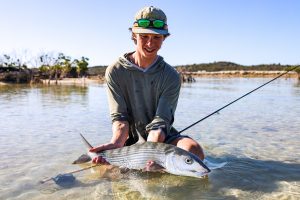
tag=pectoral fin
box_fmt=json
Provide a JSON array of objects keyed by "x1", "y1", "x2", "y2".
[
  {"x1": 142, "y1": 160, "x2": 166, "y2": 172},
  {"x1": 119, "y1": 166, "x2": 130, "y2": 174}
]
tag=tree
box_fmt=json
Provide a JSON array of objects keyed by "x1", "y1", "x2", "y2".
[
  {"x1": 51, "y1": 53, "x2": 71, "y2": 84},
  {"x1": 2, "y1": 54, "x2": 15, "y2": 68},
  {"x1": 58, "y1": 53, "x2": 72, "y2": 79},
  {"x1": 38, "y1": 53, "x2": 56, "y2": 84},
  {"x1": 74, "y1": 57, "x2": 89, "y2": 77}
]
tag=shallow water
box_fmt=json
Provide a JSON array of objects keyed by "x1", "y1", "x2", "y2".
[{"x1": 0, "y1": 78, "x2": 299, "y2": 200}]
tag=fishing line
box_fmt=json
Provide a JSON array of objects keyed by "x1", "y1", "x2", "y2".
[
  {"x1": 40, "y1": 164, "x2": 98, "y2": 184},
  {"x1": 179, "y1": 65, "x2": 300, "y2": 134}
]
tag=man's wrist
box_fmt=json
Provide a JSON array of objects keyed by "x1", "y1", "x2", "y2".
[{"x1": 147, "y1": 128, "x2": 165, "y2": 142}]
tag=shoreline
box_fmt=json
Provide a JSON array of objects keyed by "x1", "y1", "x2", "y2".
[
  {"x1": 0, "y1": 71, "x2": 299, "y2": 86},
  {"x1": 40, "y1": 77, "x2": 105, "y2": 85}
]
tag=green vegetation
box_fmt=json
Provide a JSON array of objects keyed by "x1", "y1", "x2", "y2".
[
  {"x1": 285, "y1": 65, "x2": 300, "y2": 78},
  {"x1": 87, "y1": 65, "x2": 107, "y2": 76},
  {"x1": 175, "y1": 62, "x2": 294, "y2": 72},
  {"x1": 0, "y1": 52, "x2": 90, "y2": 84},
  {"x1": 38, "y1": 53, "x2": 90, "y2": 84},
  {"x1": 74, "y1": 57, "x2": 89, "y2": 78}
]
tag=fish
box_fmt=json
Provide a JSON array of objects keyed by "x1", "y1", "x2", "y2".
[{"x1": 73, "y1": 133, "x2": 211, "y2": 178}]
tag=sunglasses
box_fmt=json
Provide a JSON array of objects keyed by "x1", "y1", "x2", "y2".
[{"x1": 134, "y1": 19, "x2": 166, "y2": 29}]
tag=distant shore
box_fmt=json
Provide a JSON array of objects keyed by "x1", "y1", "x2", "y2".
[{"x1": 180, "y1": 70, "x2": 298, "y2": 78}]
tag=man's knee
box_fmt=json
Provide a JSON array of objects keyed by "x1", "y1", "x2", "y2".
[{"x1": 171, "y1": 137, "x2": 205, "y2": 160}]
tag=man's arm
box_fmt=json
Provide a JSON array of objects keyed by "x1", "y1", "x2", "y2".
[
  {"x1": 111, "y1": 120, "x2": 129, "y2": 147},
  {"x1": 89, "y1": 121, "x2": 129, "y2": 164},
  {"x1": 146, "y1": 68, "x2": 181, "y2": 139}
]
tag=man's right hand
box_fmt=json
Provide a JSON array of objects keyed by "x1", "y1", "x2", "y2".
[{"x1": 89, "y1": 142, "x2": 121, "y2": 164}]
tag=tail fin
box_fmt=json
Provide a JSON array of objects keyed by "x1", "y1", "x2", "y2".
[{"x1": 80, "y1": 133, "x2": 94, "y2": 149}]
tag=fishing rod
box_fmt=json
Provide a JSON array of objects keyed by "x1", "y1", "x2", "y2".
[{"x1": 179, "y1": 65, "x2": 300, "y2": 134}]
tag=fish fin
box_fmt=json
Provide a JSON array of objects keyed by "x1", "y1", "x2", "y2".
[
  {"x1": 203, "y1": 159, "x2": 227, "y2": 170},
  {"x1": 72, "y1": 154, "x2": 92, "y2": 164},
  {"x1": 80, "y1": 133, "x2": 94, "y2": 149},
  {"x1": 119, "y1": 166, "x2": 130, "y2": 174},
  {"x1": 142, "y1": 160, "x2": 166, "y2": 172},
  {"x1": 136, "y1": 129, "x2": 146, "y2": 144}
]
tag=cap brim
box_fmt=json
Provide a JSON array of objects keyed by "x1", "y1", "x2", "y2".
[{"x1": 131, "y1": 27, "x2": 169, "y2": 35}]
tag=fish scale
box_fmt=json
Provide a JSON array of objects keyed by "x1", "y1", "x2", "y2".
[{"x1": 99, "y1": 142, "x2": 167, "y2": 169}]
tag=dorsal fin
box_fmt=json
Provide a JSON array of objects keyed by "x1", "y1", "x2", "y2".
[
  {"x1": 80, "y1": 133, "x2": 94, "y2": 149},
  {"x1": 136, "y1": 129, "x2": 146, "y2": 144}
]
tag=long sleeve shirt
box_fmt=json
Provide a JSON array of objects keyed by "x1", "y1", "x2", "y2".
[{"x1": 105, "y1": 52, "x2": 181, "y2": 144}]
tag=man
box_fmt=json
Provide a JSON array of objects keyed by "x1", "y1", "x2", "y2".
[{"x1": 90, "y1": 6, "x2": 205, "y2": 165}]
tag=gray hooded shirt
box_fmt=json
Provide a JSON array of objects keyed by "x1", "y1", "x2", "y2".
[{"x1": 105, "y1": 52, "x2": 181, "y2": 144}]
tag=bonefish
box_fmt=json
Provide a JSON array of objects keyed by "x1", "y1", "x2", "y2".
[{"x1": 73, "y1": 134, "x2": 210, "y2": 178}]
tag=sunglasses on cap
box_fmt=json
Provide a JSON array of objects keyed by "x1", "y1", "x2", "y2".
[{"x1": 134, "y1": 19, "x2": 167, "y2": 29}]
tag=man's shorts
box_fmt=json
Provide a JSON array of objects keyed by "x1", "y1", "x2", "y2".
[{"x1": 164, "y1": 127, "x2": 191, "y2": 144}]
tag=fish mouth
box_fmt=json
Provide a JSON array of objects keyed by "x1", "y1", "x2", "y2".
[
  {"x1": 189, "y1": 170, "x2": 210, "y2": 178},
  {"x1": 200, "y1": 163, "x2": 211, "y2": 173},
  {"x1": 195, "y1": 171, "x2": 209, "y2": 177},
  {"x1": 191, "y1": 165, "x2": 211, "y2": 174}
]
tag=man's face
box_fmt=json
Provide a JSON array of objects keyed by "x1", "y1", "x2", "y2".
[{"x1": 135, "y1": 33, "x2": 164, "y2": 58}]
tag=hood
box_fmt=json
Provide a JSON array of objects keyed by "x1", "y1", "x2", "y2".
[{"x1": 118, "y1": 52, "x2": 166, "y2": 74}]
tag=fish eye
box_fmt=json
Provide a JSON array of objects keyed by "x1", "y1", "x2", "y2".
[{"x1": 185, "y1": 157, "x2": 194, "y2": 164}]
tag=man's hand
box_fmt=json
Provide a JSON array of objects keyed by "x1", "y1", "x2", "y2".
[
  {"x1": 89, "y1": 142, "x2": 120, "y2": 164},
  {"x1": 147, "y1": 128, "x2": 165, "y2": 142}
]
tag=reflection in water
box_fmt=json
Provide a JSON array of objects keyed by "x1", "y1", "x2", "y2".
[
  {"x1": 0, "y1": 84, "x2": 33, "y2": 101},
  {"x1": 0, "y1": 84, "x2": 89, "y2": 104},
  {"x1": 39, "y1": 85, "x2": 89, "y2": 104},
  {"x1": 39, "y1": 85, "x2": 88, "y2": 96},
  {"x1": 84, "y1": 165, "x2": 210, "y2": 200},
  {"x1": 294, "y1": 79, "x2": 300, "y2": 87}
]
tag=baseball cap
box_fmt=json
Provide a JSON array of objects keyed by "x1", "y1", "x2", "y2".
[{"x1": 130, "y1": 6, "x2": 169, "y2": 36}]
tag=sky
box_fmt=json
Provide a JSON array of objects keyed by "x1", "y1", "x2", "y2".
[{"x1": 1, "y1": 0, "x2": 299, "y2": 67}]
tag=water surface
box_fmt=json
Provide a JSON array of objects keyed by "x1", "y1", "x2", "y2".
[{"x1": 0, "y1": 78, "x2": 299, "y2": 199}]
